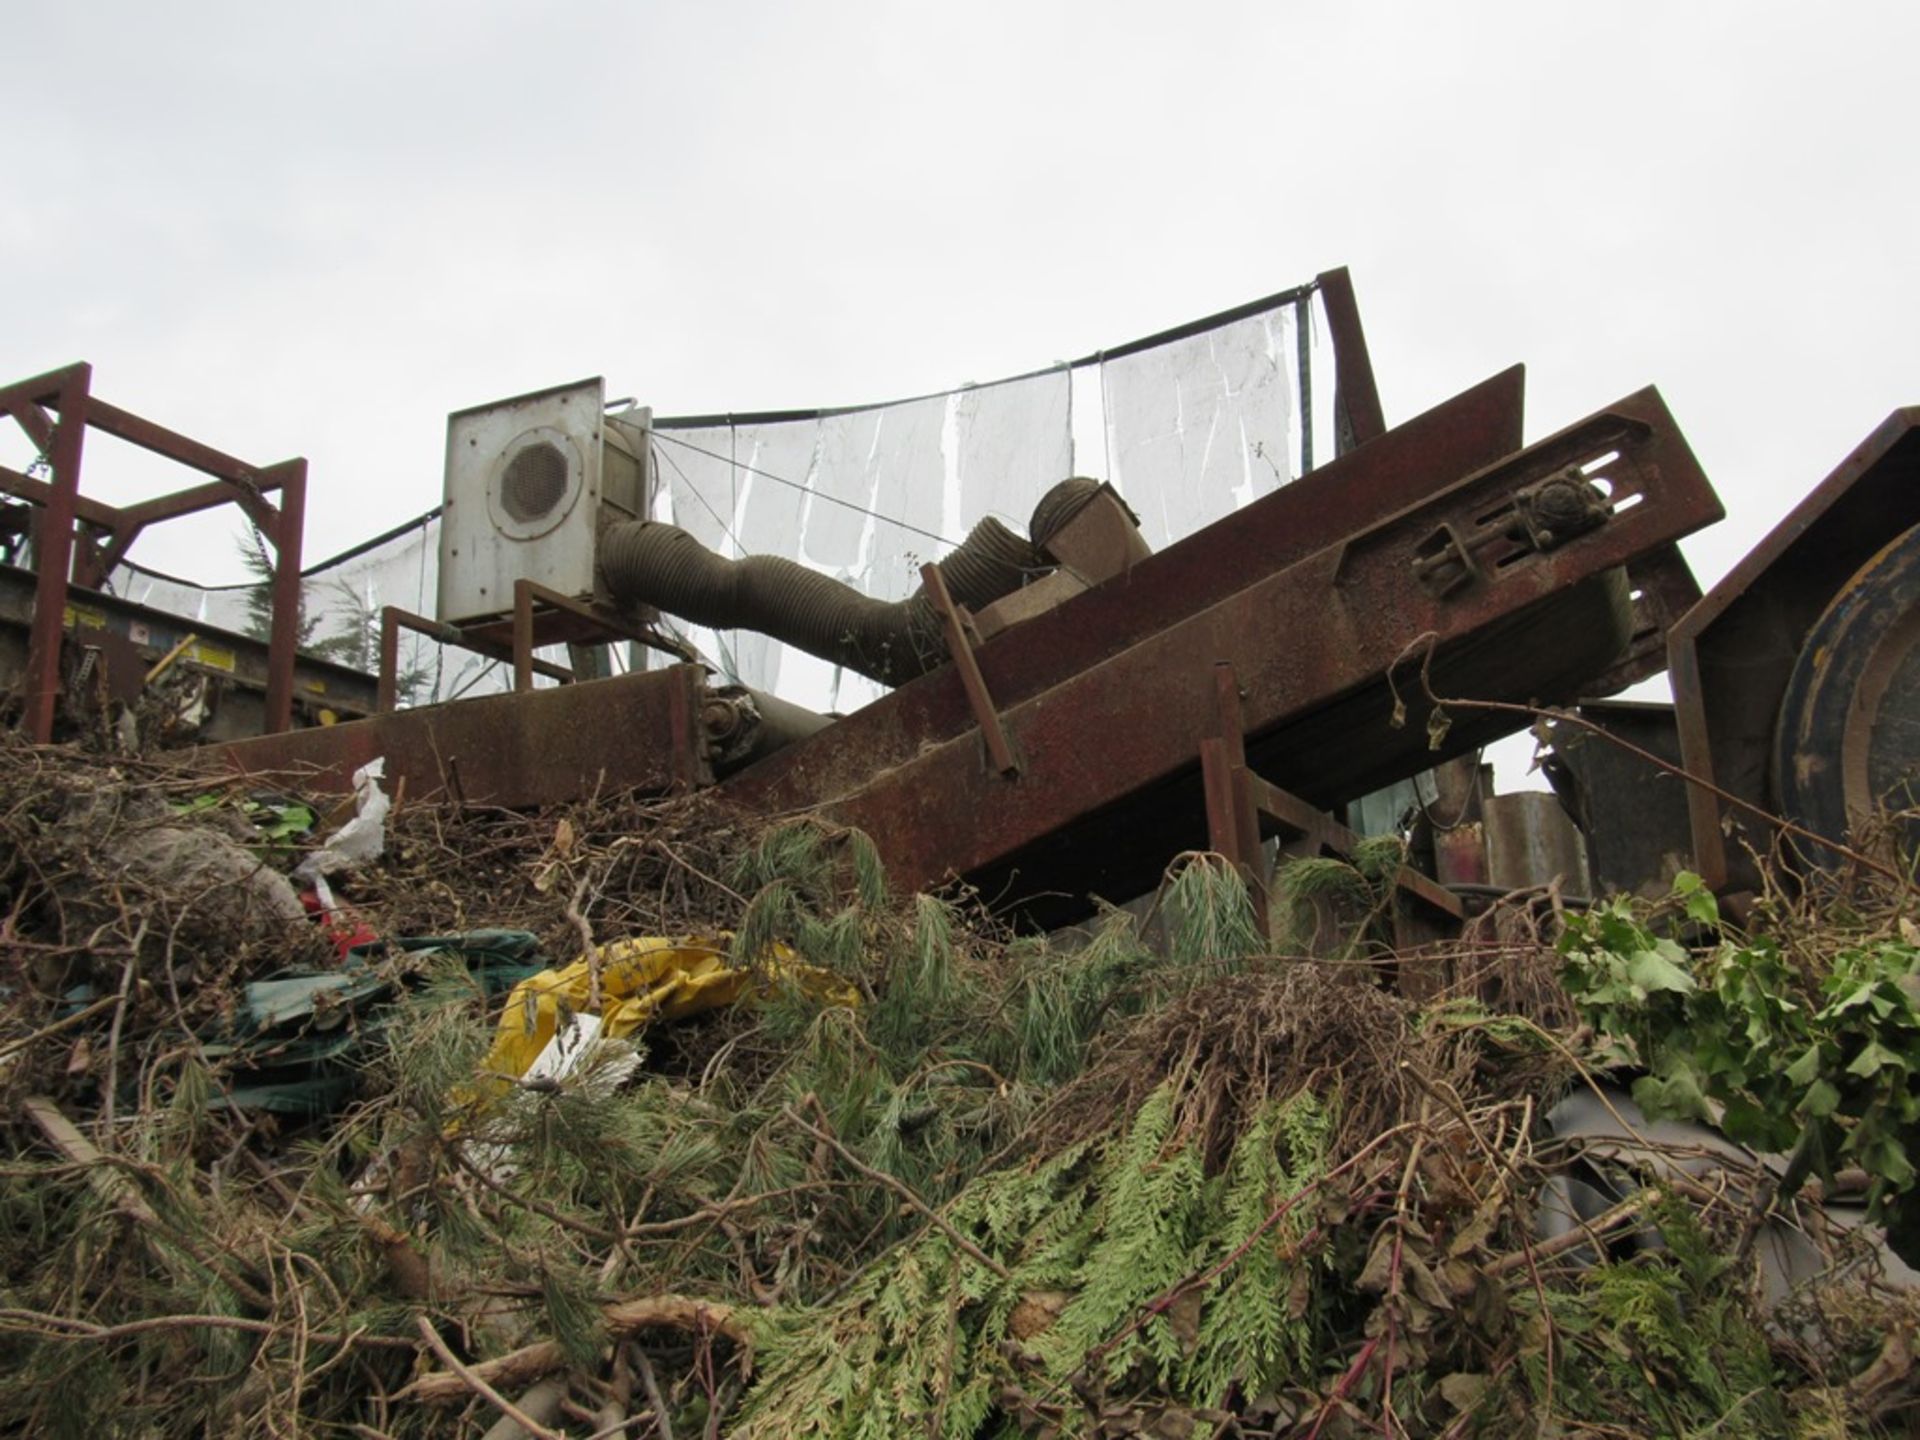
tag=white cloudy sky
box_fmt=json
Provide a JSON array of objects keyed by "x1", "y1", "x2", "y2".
[{"x1": 7, "y1": 0, "x2": 1917, "y2": 601}]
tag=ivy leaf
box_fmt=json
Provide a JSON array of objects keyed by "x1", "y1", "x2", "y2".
[
  {"x1": 1827, "y1": 982, "x2": 1884, "y2": 1017},
  {"x1": 1627, "y1": 947, "x2": 1696, "y2": 997},
  {"x1": 1784, "y1": 1045, "x2": 1824, "y2": 1087},
  {"x1": 1848, "y1": 1041, "x2": 1907, "y2": 1079},
  {"x1": 1720, "y1": 1094, "x2": 1795, "y2": 1150},
  {"x1": 1671, "y1": 871, "x2": 1719, "y2": 927},
  {"x1": 1801, "y1": 1079, "x2": 1842, "y2": 1119},
  {"x1": 1862, "y1": 1135, "x2": 1916, "y2": 1189},
  {"x1": 1633, "y1": 1069, "x2": 1711, "y2": 1122}
]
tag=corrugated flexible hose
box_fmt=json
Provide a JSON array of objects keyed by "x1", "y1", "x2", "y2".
[{"x1": 597, "y1": 513, "x2": 1039, "y2": 685}]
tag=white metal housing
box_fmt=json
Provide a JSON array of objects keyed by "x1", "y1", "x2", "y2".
[{"x1": 438, "y1": 377, "x2": 649, "y2": 625}]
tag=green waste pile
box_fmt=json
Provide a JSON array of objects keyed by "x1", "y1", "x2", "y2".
[{"x1": 0, "y1": 734, "x2": 1916, "y2": 1438}]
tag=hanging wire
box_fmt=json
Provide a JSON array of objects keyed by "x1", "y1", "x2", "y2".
[
  {"x1": 648, "y1": 437, "x2": 748, "y2": 555},
  {"x1": 649, "y1": 429, "x2": 962, "y2": 549}
]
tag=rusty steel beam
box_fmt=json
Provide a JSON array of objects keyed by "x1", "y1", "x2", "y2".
[
  {"x1": 0, "y1": 364, "x2": 90, "y2": 415},
  {"x1": 728, "y1": 386, "x2": 1720, "y2": 921},
  {"x1": 1315, "y1": 267, "x2": 1386, "y2": 448},
  {"x1": 921, "y1": 562, "x2": 1020, "y2": 777},
  {"x1": 79, "y1": 395, "x2": 264, "y2": 487},
  {"x1": 379, "y1": 603, "x2": 572, "y2": 713},
  {"x1": 1580, "y1": 542, "x2": 1703, "y2": 699},
  {"x1": 204, "y1": 664, "x2": 713, "y2": 808},
  {"x1": 1206, "y1": 662, "x2": 1265, "y2": 898},
  {"x1": 21, "y1": 366, "x2": 91, "y2": 742},
  {"x1": 0, "y1": 463, "x2": 123, "y2": 530},
  {"x1": 380, "y1": 607, "x2": 447, "y2": 714},
  {"x1": 119, "y1": 473, "x2": 285, "y2": 538},
  {"x1": 261, "y1": 459, "x2": 306, "y2": 734},
  {"x1": 6, "y1": 399, "x2": 55, "y2": 454},
  {"x1": 725, "y1": 366, "x2": 1528, "y2": 821},
  {"x1": 1243, "y1": 772, "x2": 1465, "y2": 923}
]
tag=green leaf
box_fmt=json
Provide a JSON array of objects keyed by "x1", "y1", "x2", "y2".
[
  {"x1": 1783, "y1": 1045, "x2": 1824, "y2": 1087},
  {"x1": 1847, "y1": 1041, "x2": 1907, "y2": 1079},
  {"x1": 1801, "y1": 1079, "x2": 1842, "y2": 1118},
  {"x1": 1672, "y1": 871, "x2": 1719, "y2": 926},
  {"x1": 1627, "y1": 946, "x2": 1696, "y2": 996},
  {"x1": 1827, "y1": 982, "x2": 1882, "y2": 1016},
  {"x1": 1633, "y1": 1069, "x2": 1711, "y2": 1122},
  {"x1": 1863, "y1": 1136, "x2": 1916, "y2": 1188}
]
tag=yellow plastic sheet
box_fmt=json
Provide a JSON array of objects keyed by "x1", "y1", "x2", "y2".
[{"x1": 481, "y1": 935, "x2": 858, "y2": 1082}]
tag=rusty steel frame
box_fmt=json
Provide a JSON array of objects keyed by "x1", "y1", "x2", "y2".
[
  {"x1": 1669, "y1": 405, "x2": 1920, "y2": 892},
  {"x1": 375, "y1": 605, "x2": 573, "y2": 713},
  {"x1": 0, "y1": 363, "x2": 307, "y2": 739},
  {"x1": 725, "y1": 383, "x2": 1720, "y2": 917},
  {"x1": 443, "y1": 579, "x2": 695, "y2": 694},
  {"x1": 504, "y1": 579, "x2": 694, "y2": 693},
  {"x1": 1200, "y1": 661, "x2": 1464, "y2": 938},
  {"x1": 207, "y1": 663, "x2": 712, "y2": 808},
  {"x1": 375, "y1": 581, "x2": 697, "y2": 713}
]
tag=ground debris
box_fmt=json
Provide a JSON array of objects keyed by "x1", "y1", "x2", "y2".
[{"x1": 0, "y1": 740, "x2": 1915, "y2": 1438}]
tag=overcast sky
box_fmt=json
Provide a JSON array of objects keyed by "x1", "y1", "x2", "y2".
[{"x1": 7, "y1": 0, "x2": 1917, "y2": 602}]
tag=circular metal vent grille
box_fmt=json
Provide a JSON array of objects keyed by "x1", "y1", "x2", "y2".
[{"x1": 499, "y1": 442, "x2": 570, "y2": 523}]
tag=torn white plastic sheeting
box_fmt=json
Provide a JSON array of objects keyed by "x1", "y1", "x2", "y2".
[
  {"x1": 654, "y1": 369, "x2": 1072, "y2": 710},
  {"x1": 465, "y1": 1010, "x2": 641, "y2": 1184},
  {"x1": 1100, "y1": 305, "x2": 1301, "y2": 553},
  {"x1": 294, "y1": 758, "x2": 390, "y2": 900}
]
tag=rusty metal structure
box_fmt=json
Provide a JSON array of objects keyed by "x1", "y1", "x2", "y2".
[
  {"x1": 1669, "y1": 406, "x2": 1920, "y2": 893},
  {"x1": 0, "y1": 363, "x2": 313, "y2": 741},
  {"x1": 8, "y1": 270, "x2": 1918, "y2": 926},
  {"x1": 717, "y1": 381, "x2": 1719, "y2": 923}
]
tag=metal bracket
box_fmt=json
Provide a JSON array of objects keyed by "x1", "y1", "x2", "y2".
[{"x1": 1411, "y1": 521, "x2": 1483, "y2": 598}]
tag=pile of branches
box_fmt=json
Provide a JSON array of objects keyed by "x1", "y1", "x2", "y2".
[{"x1": 0, "y1": 734, "x2": 1915, "y2": 1438}]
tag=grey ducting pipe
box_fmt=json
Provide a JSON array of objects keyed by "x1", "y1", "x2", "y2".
[{"x1": 596, "y1": 513, "x2": 1038, "y2": 685}]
